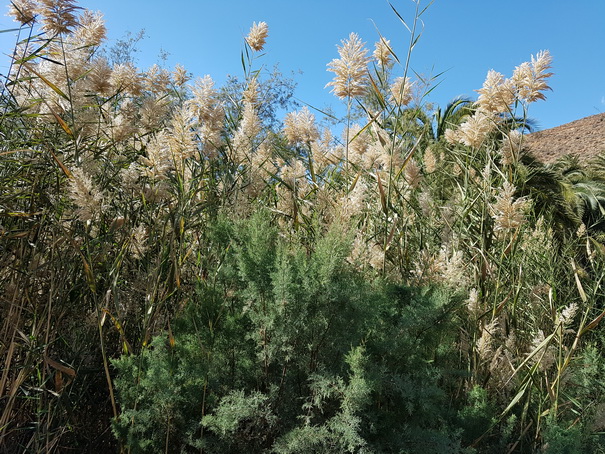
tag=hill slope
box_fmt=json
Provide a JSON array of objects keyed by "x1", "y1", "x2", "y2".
[{"x1": 524, "y1": 112, "x2": 605, "y2": 163}]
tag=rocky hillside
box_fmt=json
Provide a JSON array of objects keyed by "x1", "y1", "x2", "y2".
[{"x1": 524, "y1": 112, "x2": 605, "y2": 163}]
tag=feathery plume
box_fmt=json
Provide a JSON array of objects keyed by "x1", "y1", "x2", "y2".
[
  {"x1": 239, "y1": 103, "x2": 262, "y2": 141},
  {"x1": 140, "y1": 132, "x2": 174, "y2": 179},
  {"x1": 529, "y1": 330, "x2": 557, "y2": 371},
  {"x1": 172, "y1": 64, "x2": 190, "y2": 87},
  {"x1": 280, "y1": 159, "x2": 307, "y2": 188},
  {"x1": 512, "y1": 50, "x2": 553, "y2": 103},
  {"x1": 476, "y1": 69, "x2": 515, "y2": 114},
  {"x1": 87, "y1": 58, "x2": 112, "y2": 96},
  {"x1": 488, "y1": 346, "x2": 513, "y2": 389},
  {"x1": 250, "y1": 139, "x2": 277, "y2": 176},
  {"x1": 558, "y1": 302, "x2": 579, "y2": 327},
  {"x1": 283, "y1": 107, "x2": 320, "y2": 146},
  {"x1": 443, "y1": 128, "x2": 459, "y2": 145},
  {"x1": 110, "y1": 113, "x2": 138, "y2": 142},
  {"x1": 197, "y1": 119, "x2": 223, "y2": 157},
  {"x1": 438, "y1": 246, "x2": 469, "y2": 287},
  {"x1": 119, "y1": 162, "x2": 141, "y2": 191},
  {"x1": 188, "y1": 75, "x2": 222, "y2": 122},
  {"x1": 73, "y1": 9, "x2": 106, "y2": 46},
  {"x1": 373, "y1": 37, "x2": 393, "y2": 67},
  {"x1": 232, "y1": 102, "x2": 261, "y2": 164},
  {"x1": 404, "y1": 159, "x2": 421, "y2": 189},
  {"x1": 8, "y1": 0, "x2": 37, "y2": 24},
  {"x1": 363, "y1": 143, "x2": 387, "y2": 171},
  {"x1": 491, "y1": 181, "x2": 529, "y2": 234},
  {"x1": 346, "y1": 124, "x2": 372, "y2": 168},
  {"x1": 68, "y1": 167, "x2": 104, "y2": 222},
  {"x1": 140, "y1": 98, "x2": 169, "y2": 130},
  {"x1": 326, "y1": 33, "x2": 370, "y2": 99},
  {"x1": 423, "y1": 146, "x2": 437, "y2": 173},
  {"x1": 145, "y1": 64, "x2": 171, "y2": 95},
  {"x1": 410, "y1": 249, "x2": 439, "y2": 285},
  {"x1": 311, "y1": 127, "x2": 337, "y2": 171},
  {"x1": 246, "y1": 21, "x2": 268, "y2": 51},
  {"x1": 242, "y1": 77, "x2": 260, "y2": 106},
  {"x1": 477, "y1": 318, "x2": 499, "y2": 363},
  {"x1": 167, "y1": 104, "x2": 197, "y2": 166},
  {"x1": 38, "y1": 0, "x2": 81, "y2": 35},
  {"x1": 340, "y1": 178, "x2": 367, "y2": 219},
  {"x1": 110, "y1": 63, "x2": 143, "y2": 96},
  {"x1": 187, "y1": 76, "x2": 224, "y2": 154},
  {"x1": 466, "y1": 288, "x2": 481, "y2": 316},
  {"x1": 456, "y1": 111, "x2": 496, "y2": 148},
  {"x1": 347, "y1": 234, "x2": 384, "y2": 271},
  {"x1": 59, "y1": 42, "x2": 90, "y2": 80},
  {"x1": 368, "y1": 125, "x2": 394, "y2": 170},
  {"x1": 390, "y1": 76, "x2": 414, "y2": 106}
]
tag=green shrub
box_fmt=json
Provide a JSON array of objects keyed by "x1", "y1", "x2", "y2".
[{"x1": 112, "y1": 211, "x2": 465, "y2": 452}]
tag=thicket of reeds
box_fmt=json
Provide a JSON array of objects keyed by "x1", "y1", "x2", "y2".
[{"x1": 2, "y1": 1, "x2": 605, "y2": 452}]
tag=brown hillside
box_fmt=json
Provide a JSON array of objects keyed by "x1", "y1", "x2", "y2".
[{"x1": 524, "y1": 112, "x2": 605, "y2": 164}]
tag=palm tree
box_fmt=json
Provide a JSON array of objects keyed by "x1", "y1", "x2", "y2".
[
  {"x1": 554, "y1": 155, "x2": 605, "y2": 232},
  {"x1": 515, "y1": 151, "x2": 605, "y2": 240},
  {"x1": 516, "y1": 153, "x2": 580, "y2": 236},
  {"x1": 431, "y1": 97, "x2": 474, "y2": 141}
]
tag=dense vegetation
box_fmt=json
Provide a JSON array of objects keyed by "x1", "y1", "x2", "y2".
[{"x1": 2, "y1": 1, "x2": 605, "y2": 452}]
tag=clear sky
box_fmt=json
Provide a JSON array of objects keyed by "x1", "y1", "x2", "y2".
[{"x1": 2, "y1": 0, "x2": 604, "y2": 131}]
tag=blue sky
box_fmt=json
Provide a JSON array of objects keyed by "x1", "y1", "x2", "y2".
[{"x1": 2, "y1": 0, "x2": 604, "y2": 130}]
